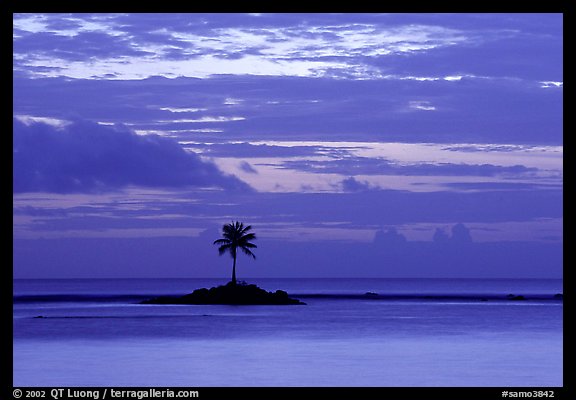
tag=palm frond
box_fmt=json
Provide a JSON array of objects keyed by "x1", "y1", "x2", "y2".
[
  {"x1": 217, "y1": 244, "x2": 232, "y2": 255},
  {"x1": 240, "y1": 246, "x2": 256, "y2": 259},
  {"x1": 239, "y1": 224, "x2": 252, "y2": 234},
  {"x1": 240, "y1": 232, "x2": 256, "y2": 241}
]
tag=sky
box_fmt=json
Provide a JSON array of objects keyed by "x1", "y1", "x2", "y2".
[{"x1": 12, "y1": 13, "x2": 563, "y2": 279}]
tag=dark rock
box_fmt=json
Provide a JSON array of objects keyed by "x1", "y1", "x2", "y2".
[
  {"x1": 553, "y1": 293, "x2": 563, "y2": 299},
  {"x1": 506, "y1": 294, "x2": 525, "y2": 301},
  {"x1": 141, "y1": 281, "x2": 306, "y2": 305}
]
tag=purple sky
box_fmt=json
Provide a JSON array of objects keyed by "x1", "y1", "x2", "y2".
[{"x1": 13, "y1": 13, "x2": 563, "y2": 279}]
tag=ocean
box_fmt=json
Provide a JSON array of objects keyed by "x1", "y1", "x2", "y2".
[{"x1": 13, "y1": 278, "x2": 563, "y2": 387}]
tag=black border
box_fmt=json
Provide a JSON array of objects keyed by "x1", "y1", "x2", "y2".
[{"x1": 8, "y1": 3, "x2": 571, "y2": 400}]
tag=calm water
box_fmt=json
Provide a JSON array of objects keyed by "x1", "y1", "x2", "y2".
[{"x1": 13, "y1": 278, "x2": 563, "y2": 387}]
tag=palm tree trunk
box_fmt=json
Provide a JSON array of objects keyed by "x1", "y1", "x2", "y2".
[{"x1": 231, "y1": 249, "x2": 237, "y2": 285}]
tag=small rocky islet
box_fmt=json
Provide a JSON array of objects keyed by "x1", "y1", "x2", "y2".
[{"x1": 141, "y1": 281, "x2": 306, "y2": 305}]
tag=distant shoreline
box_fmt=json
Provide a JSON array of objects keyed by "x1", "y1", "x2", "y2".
[
  {"x1": 14, "y1": 292, "x2": 562, "y2": 304},
  {"x1": 297, "y1": 293, "x2": 563, "y2": 302}
]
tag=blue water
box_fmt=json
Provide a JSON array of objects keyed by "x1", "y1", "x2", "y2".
[{"x1": 13, "y1": 278, "x2": 563, "y2": 387}]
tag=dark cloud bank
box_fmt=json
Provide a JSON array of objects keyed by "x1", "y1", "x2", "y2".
[{"x1": 13, "y1": 118, "x2": 249, "y2": 193}]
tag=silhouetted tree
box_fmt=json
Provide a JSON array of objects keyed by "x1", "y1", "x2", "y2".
[{"x1": 213, "y1": 221, "x2": 257, "y2": 285}]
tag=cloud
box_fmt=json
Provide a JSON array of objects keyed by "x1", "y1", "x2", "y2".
[
  {"x1": 13, "y1": 13, "x2": 562, "y2": 86},
  {"x1": 191, "y1": 142, "x2": 324, "y2": 158},
  {"x1": 239, "y1": 161, "x2": 258, "y2": 174},
  {"x1": 434, "y1": 223, "x2": 473, "y2": 243},
  {"x1": 451, "y1": 223, "x2": 473, "y2": 243},
  {"x1": 433, "y1": 227, "x2": 450, "y2": 243},
  {"x1": 341, "y1": 177, "x2": 376, "y2": 192},
  {"x1": 373, "y1": 227, "x2": 407, "y2": 246},
  {"x1": 442, "y1": 182, "x2": 561, "y2": 191},
  {"x1": 13, "y1": 14, "x2": 471, "y2": 81},
  {"x1": 13, "y1": 118, "x2": 250, "y2": 193},
  {"x1": 280, "y1": 156, "x2": 539, "y2": 178},
  {"x1": 540, "y1": 81, "x2": 563, "y2": 89},
  {"x1": 13, "y1": 73, "x2": 564, "y2": 145},
  {"x1": 409, "y1": 100, "x2": 436, "y2": 111},
  {"x1": 439, "y1": 144, "x2": 564, "y2": 156}
]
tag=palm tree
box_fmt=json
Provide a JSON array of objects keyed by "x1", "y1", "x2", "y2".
[{"x1": 213, "y1": 221, "x2": 257, "y2": 285}]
